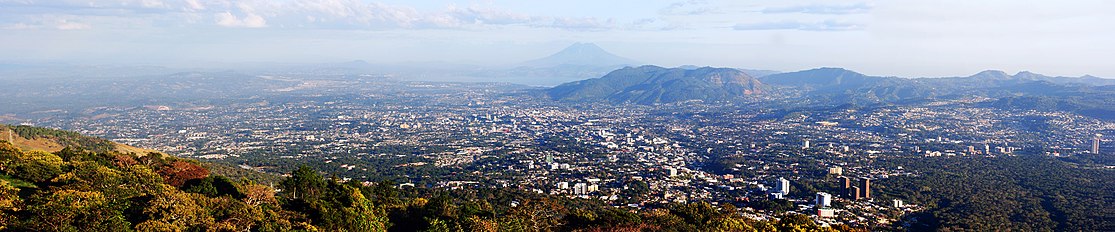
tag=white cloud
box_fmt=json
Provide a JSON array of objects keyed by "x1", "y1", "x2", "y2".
[
  {"x1": 0, "y1": 0, "x2": 629, "y2": 31},
  {"x1": 140, "y1": 0, "x2": 167, "y2": 8},
  {"x1": 761, "y1": 3, "x2": 872, "y2": 15},
  {"x1": 55, "y1": 19, "x2": 91, "y2": 30},
  {"x1": 549, "y1": 17, "x2": 615, "y2": 31},
  {"x1": 216, "y1": 12, "x2": 266, "y2": 28},
  {"x1": 0, "y1": 16, "x2": 92, "y2": 30},
  {"x1": 184, "y1": 0, "x2": 205, "y2": 11},
  {"x1": 660, "y1": 0, "x2": 716, "y2": 16},
  {"x1": 733, "y1": 20, "x2": 863, "y2": 31}
]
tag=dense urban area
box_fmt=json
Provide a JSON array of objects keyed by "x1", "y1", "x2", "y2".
[{"x1": 3, "y1": 73, "x2": 1113, "y2": 231}]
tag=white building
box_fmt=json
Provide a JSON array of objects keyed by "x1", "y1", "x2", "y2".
[
  {"x1": 777, "y1": 177, "x2": 790, "y2": 195},
  {"x1": 817, "y1": 208, "x2": 835, "y2": 218},
  {"x1": 1094, "y1": 134, "x2": 1103, "y2": 154},
  {"x1": 816, "y1": 192, "x2": 832, "y2": 208}
]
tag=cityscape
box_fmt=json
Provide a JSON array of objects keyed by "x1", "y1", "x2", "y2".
[
  {"x1": 2, "y1": 1, "x2": 1114, "y2": 231},
  {"x1": 4, "y1": 72, "x2": 1113, "y2": 230}
]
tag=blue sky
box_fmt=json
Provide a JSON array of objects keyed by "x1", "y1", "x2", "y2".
[{"x1": 1, "y1": 0, "x2": 1114, "y2": 77}]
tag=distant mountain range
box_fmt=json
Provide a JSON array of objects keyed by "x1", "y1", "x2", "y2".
[
  {"x1": 759, "y1": 68, "x2": 1115, "y2": 102},
  {"x1": 545, "y1": 66, "x2": 1115, "y2": 119},
  {"x1": 548, "y1": 65, "x2": 761, "y2": 104}
]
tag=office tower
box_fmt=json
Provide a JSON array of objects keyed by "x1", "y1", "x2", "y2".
[
  {"x1": 842, "y1": 176, "x2": 851, "y2": 189},
  {"x1": 893, "y1": 199, "x2": 904, "y2": 208},
  {"x1": 850, "y1": 186, "x2": 861, "y2": 200},
  {"x1": 1094, "y1": 134, "x2": 1103, "y2": 154},
  {"x1": 816, "y1": 192, "x2": 832, "y2": 208},
  {"x1": 803, "y1": 139, "x2": 810, "y2": 149},
  {"x1": 777, "y1": 177, "x2": 790, "y2": 195},
  {"x1": 863, "y1": 179, "x2": 871, "y2": 199},
  {"x1": 828, "y1": 166, "x2": 842, "y2": 175}
]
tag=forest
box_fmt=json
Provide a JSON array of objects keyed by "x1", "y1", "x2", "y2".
[{"x1": 876, "y1": 155, "x2": 1115, "y2": 231}]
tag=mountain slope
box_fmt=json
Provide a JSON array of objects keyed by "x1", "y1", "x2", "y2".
[
  {"x1": 548, "y1": 65, "x2": 762, "y2": 104},
  {"x1": 0, "y1": 124, "x2": 154, "y2": 154},
  {"x1": 760, "y1": 68, "x2": 937, "y2": 104}
]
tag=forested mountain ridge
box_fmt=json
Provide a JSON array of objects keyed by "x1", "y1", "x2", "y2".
[{"x1": 548, "y1": 65, "x2": 763, "y2": 104}]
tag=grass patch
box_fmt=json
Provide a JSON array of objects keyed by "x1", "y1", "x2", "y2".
[{"x1": 0, "y1": 174, "x2": 37, "y2": 189}]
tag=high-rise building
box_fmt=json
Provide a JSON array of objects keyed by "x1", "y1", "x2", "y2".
[
  {"x1": 863, "y1": 178, "x2": 871, "y2": 199},
  {"x1": 967, "y1": 146, "x2": 976, "y2": 154},
  {"x1": 803, "y1": 139, "x2": 810, "y2": 149},
  {"x1": 816, "y1": 192, "x2": 832, "y2": 208},
  {"x1": 777, "y1": 177, "x2": 790, "y2": 195},
  {"x1": 1094, "y1": 134, "x2": 1103, "y2": 154},
  {"x1": 842, "y1": 176, "x2": 851, "y2": 189},
  {"x1": 893, "y1": 199, "x2": 904, "y2": 208},
  {"x1": 850, "y1": 186, "x2": 861, "y2": 200},
  {"x1": 828, "y1": 166, "x2": 842, "y2": 175}
]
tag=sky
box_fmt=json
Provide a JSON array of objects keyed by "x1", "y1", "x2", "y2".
[{"x1": 1, "y1": 0, "x2": 1114, "y2": 78}]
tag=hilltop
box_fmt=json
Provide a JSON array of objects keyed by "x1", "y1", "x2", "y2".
[{"x1": 548, "y1": 65, "x2": 762, "y2": 104}]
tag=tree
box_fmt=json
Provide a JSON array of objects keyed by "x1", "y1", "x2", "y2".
[
  {"x1": 281, "y1": 165, "x2": 328, "y2": 200},
  {"x1": 24, "y1": 189, "x2": 131, "y2": 232},
  {"x1": 7, "y1": 150, "x2": 64, "y2": 183},
  {"x1": 506, "y1": 198, "x2": 567, "y2": 232},
  {"x1": 317, "y1": 184, "x2": 389, "y2": 231},
  {"x1": 242, "y1": 182, "x2": 278, "y2": 207},
  {"x1": 776, "y1": 213, "x2": 827, "y2": 232},
  {"x1": 157, "y1": 160, "x2": 209, "y2": 187},
  {"x1": 0, "y1": 180, "x2": 20, "y2": 231},
  {"x1": 140, "y1": 185, "x2": 212, "y2": 230},
  {"x1": 182, "y1": 175, "x2": 244, "y2": 199}
]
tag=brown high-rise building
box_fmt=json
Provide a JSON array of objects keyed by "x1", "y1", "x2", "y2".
[
  {"x1": 863, "y1": 178, "x2": 871, "y2": 199},
  {"x1": 842, "y1": 176, "x2": 851, "y2": 189},
  {"x1": 850, "y1": 186, "x2": 861, "y2": 200}
]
